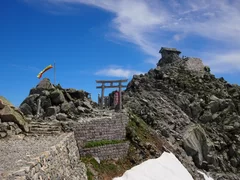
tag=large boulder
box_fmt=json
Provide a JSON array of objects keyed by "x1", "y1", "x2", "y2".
[
  {"x1": 66, "y1": 89, "x2": 86, "y2": 100},
  {"x1": 82, "y1": 101, "x2": 92, "y2": 110},
  {"x1": 199, "y1": 111, "x2": 212, "y2": 123},
  {"x1": 36, "y1": 78, "x2": 54, "y2": 89},
  {"x1": 45, "y1": 106, "x2": 59, "y2": 117},
  {"x1": 40, "y1": 96, "x2": 52, "y2": 111},
  {"x1": 19, "y1": 103, "x2": 32, "y2": 115},
  {"x1": 68, "y1": 101, "x2": 78, "y2": 114},
  {"x1": 61, "y1": 102, "x2": 71, "y2": 113},
  {"x1": 0, "y1": 96, "x2": 29, "y2": 132},
  {"x1": 50, "y1": 89, "x2": 65, "y2": 105},
  {"x1": 189, "y1": 101, "x2": 202, "y2": 119},
  {"x1": 30, "y1": 78, "x2": 54, "y2": 95},
  {"x1": 183, "y1": 125, "x2": 213, "y2": 169},
  {"x1": 19, "y1": 94, "x2": 39, "y2": 115},
  {"x1": 63, "y1": 90, "x2": 73, "y2": 102},
  {"x1": 56, "y1": 113, "x2": 68, "y2": 121}
]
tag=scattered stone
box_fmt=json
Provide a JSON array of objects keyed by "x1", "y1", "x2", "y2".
[
  {"x1": 82, "y1": 101, "x2": 92, "y2": 109},
  {"x1": 199, "y1": 111, "x2": 212, "y2": 123},
  {"x1": 208, "y1": 100, "x2": 220, "y2": 114},
  {"x1": 93, "y1": 157, "x2": 101, "y2": 164},
  {"x1": 189, "y1": 101, "x2": 202, "y2": 119},
  {"x1": 56, "y1": 113, "x2": 67, "y2": 121},
  {"x1": 0, "y1": 132, "x2": 7, "y2": 138},
  {"x1": 77, "y1": 106, "x2": 85, "y2": 113}
]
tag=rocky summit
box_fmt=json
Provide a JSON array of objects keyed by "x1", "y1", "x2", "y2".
[
  {"x1": 19, "y1": 78, "x2": 98, "y2": 121},
  {"x1": 124, "y1": 49, "x2": 240, "y2": 179}
]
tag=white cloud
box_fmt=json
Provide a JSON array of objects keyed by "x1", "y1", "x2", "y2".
[
  {"x1": 95, "y1": 67, "x2": 144, "y2": 78},
  {"x1": 202, "y1": 52, "x2": 240, "y2": 74},
  {"x1": 173, "y1": 33, "x2": 187, "y2": 41},
  {"x1": 26, "y1": 0, "x2": 240, "y2": 73}
]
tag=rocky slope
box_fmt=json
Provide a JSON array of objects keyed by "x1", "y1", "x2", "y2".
[
  {"x1": 19, "y1": 78, "x2": 98, "y2": 121},
  {"x1": 124, "y1": 54, "x2": 240, "y2": 179}
]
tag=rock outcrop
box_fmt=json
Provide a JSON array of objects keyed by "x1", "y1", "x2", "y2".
[
  {"x1": 20, "y1": 78, "x2": 97, "y2": 121},
  {"x1": 0, "y1": 96, "x2": 29, "y2": 138},
  {"x1": 124, "y1": 51, "x2": 240, "y2": 179}
]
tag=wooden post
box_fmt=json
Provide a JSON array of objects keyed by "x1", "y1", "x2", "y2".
[
  {"x1": 108, "y1": 96, "x2": 111, "y2": 108},
  {"x1": 98, "y1": 93, "x2": 100, "y2": 105},
  {"x1": 101, "y1": 83, "x2": 104, "y2": 109},
  {"x1": 119, "y1": 82, "x2": 122, "y2": 111},
  {"x1": 37, "y1": 98, "x2": 41, "y2": 118}
]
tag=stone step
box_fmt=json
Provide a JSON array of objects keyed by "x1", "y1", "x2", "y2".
[
  {"x1": 29, "y1": 126, "x2": 62, "y2": 132},
  {"x1": 27, "y1": 130, "x2": 61, "y2": 135},
  {"x1": 29, "y1": 123, "x2": 61, "y2": 127},
  {"x1": 28, "y1": 122, "x2": 62, "y2": 135}
]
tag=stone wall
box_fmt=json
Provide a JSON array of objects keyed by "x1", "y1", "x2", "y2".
[
  {"x1": 74, "y1": 112, "x2": 129, "y2": 148},
  {"x1": 183, "y1": 57, "x2": 205, "y2": 72},
  {"x1": 1, "y1": 133, "x2": 87, "y2": 180},
  {"x1": 80, "y1": 142, "x2": 130, "y2": 160}
]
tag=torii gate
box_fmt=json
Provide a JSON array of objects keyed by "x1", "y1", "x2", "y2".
[{"x1": 96, "y1": 79, "x2": 128, "y2": 110}]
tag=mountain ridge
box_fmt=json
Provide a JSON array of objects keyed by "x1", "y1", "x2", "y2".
[{"x1": 123, "y1": 48, "x2": 240, "y2": 179}]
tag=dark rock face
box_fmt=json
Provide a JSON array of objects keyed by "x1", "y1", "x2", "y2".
[
  {"x1": 124, "y1": 55, "x2": 240, "y2": 179},
  {"x1": 157, "y1": 53, "x2": 181, "y2": 66},
  {"x1": 19, "y1": 78, "x2": 96, "y2": 120}
]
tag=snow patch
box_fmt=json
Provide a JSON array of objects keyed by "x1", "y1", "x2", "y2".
[
  {"x1": 198, "y1": 170, "x2": 214, "y2": 180},
  {"x1": 113, "y1": 152, "x2": 214, "y2": 180}
]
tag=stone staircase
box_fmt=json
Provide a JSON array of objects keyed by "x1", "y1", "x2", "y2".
[
  {"x1": 27, "y1": 122, "x2": 62, "y2": 135},
  {"x1": 26, "y1": 111, "x2": 130, "y2": 160}
]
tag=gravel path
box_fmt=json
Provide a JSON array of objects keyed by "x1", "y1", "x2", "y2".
[{"x1": 0, "y1": 134, "x2": 66, "y2": 171}]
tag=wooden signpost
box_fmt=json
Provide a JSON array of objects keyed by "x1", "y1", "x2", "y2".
[{"x1": 96, "y1": 79, "x2": 128, "y2": 111}]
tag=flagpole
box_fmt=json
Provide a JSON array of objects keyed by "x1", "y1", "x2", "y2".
[{"x1": 54, "y1": 61, "x2": 56, "y2": 85}]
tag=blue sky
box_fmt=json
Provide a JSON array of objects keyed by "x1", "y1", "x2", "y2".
[{"x1": 1, "y1": 0, "x2": 240, "y2": 106}]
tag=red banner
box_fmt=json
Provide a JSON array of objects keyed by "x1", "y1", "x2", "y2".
[{"x1": 114, "y1": 91, "x2": 120, "y2": 106}]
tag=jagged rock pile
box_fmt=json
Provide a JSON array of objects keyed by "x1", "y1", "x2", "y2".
[
  {"x1": 20, "y1": 78, "x2": 98, "y2": 121},
  {"x1": 0, "y1": 96, "x2": 29, "y2": 138},
  {"x1": 124, "y1": 54, "x2": 240, "y2": 179}
]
